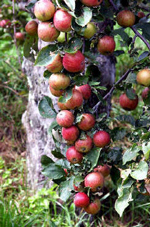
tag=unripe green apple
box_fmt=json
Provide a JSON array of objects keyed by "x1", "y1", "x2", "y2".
[{"x1": 83, "y1": 22, "x2": 97, "y2": 39}]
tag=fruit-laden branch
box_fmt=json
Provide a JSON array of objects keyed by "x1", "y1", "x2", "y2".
[
  {"x1": 93, "y1": 68, "x2": 133, "y2": 113},
  {"x1": 131, "y1": 26, "x2": 150, "y2": 51},
  {"x1": 108, "y1": 0, "x2": 118, "y2": 11}
]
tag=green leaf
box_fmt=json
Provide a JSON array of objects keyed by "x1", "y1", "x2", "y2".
[
  {"x1": 52, "y1": 149, "x2": 65, "y2": 159},
  {"x1": 23, "y1": 35, "x2": 38, "y2": 62},
  {"x1": 112, "y1": 28, "x2": 131, "y2": 45},
  {"x1": 137, "y1": 51, "x2": 149, "y2": 62},
  {"x1": 142, "y1": 142, "x2": 150, "y2": 160},
  {"x1": 64, "y1": 37, "x2": 83, "y2": 53},
  {"x1": 48, "y1": 121, "x2": 59, "y2": 136},
  {"x1": 126, "y1": 88, "x2": 137, "y2": 100},
  {"x1": 75, "y1": 7, "x2": 92, "y2": 27},
  {"x1": 116, "y1": 115, "x2": 135, "y2": 126},
  {"x1": 58, "y1": 87, "x2": 72, "y2": 103},
  {"x1": 25, "y1": 0, "x2": 37, "y2": 10},
  {"x1": 59, "y1": 176, "x2": 75, "y2": 202},
  {"x1": 41, "y1": 155, "x2": 54, "y2": 166},
  {"x1": 112, "y1": 128, "x2": 127, "y2": 141},
  {"x1": 123, "y1": 145, "x2": 141, "y2": 165},
  {"x1": 35, "y1": 44, "x2": 58, "y2": 66},
  {"x1": 38, "y1": 96, "x2": 57, "y2": 118},
  {"x1": 56, "y1": 159, "x2": 71, "y2": 169},
  {"x1": 64, "y1": 0, "x2": 75, "y2": 11},
  {"x1": 125, "y1": 73, "x2": 137, "y2": 84},
  {"x1": 42, "y1": 163, "x2": 66, "y2": 179},
  {"x1": 85, "y1": 147, "x2": 101, "y2": 172},
  {"x1": 43, "y1": 70, "x2": 52, "y2": 79},
  {"x1": 108, "y1": 147, "x2": 122, "y2": 163},
  {"x1": 130, "y1": 161, "x2": 148, "y2": 180}
]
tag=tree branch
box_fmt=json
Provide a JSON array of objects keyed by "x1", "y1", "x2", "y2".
[
  {"x1": 131, "y1": 26, "x2": 150, "y2": 51},
  {"x1": 108, "y1": 0, "x2": 118, "y2": 11}
]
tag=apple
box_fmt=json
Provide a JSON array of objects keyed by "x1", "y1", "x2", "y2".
[
  {"x1": 66, "y1": 146, "x2": 83, "y2": 164},
  {"x1": 64, "y1": 168, "x2": 68, "y2": 176},
  {"x1": 25, "y1": 20, "x2": 38, "y2": 36},
  {"x1": 119, "y1": 92, "x2": 138, "y2": 111},
  {"x1": 63, "y1": 50, "x2": 85, "y2": 73},
  {"x1": 38, "y1": 22, "x2": 60, "y2": 42},
  {"x1": 15, "y1": 32, "x2": 25, "y2": 41},
  {"x1": 53, "y1": 9, "x2": 72, "y2": 32},
  {"x1": 97, "y1": 36, "x2": 115, "y2": 55},
  {"x1": 34, "y1": 0, "x2": 55, "y2": 22},
  {"x1": 62, "y1": 126, "x2": 79, "y2": 141},
  {"x1": 136, "y1": 68, "x2": 150, "y2": 87},
  {"x1": 84, "y1": 172, "x2": 104, "y2": 192},
  {"x1": 49, "y1": 85, "x2": 64, "y2": 97},
  {"x1": 75, "y1": 135, "x2": 93, "y2": 153},
  {"x1": 74, "y1": 192, "x2": 90, "y2": 208},
  {"x1": 94, "y1": 164, "x2": 110, "y2": 177},
  {"x1": 141, "y1": 87, "x2": 150, "y2": 100},
  {"x1": 84, "y1": 199, "x2": 101, "y2": 215},
  {"x1": 46, "y1": 54, "x2": 63, "y2": 73},
  {"x1": 0, "y1": 19, "x2": 11, "y2": 28},
  {"x1": 73, "y1": 184, "x2": 83, "y2": 192},
  {"x1": 64, "y1": 88, "x2": 83, "y2": 110},
  {"x1": 57, "y1": 32, "x2": 70, "y2": 43},
  {"x1": 77, "y1": 113, "x2": 95, "y2": 131},
  {"x1": 75, "y1": 84, "x2": 91, "y2": 100},
  {"x1": 137, "y1": 11, "x2": 145, "y2": 19},
  {"x1": 116, "y1": 10, "x2": 135, "y2": 27},
  {"x1": 93, "y1": 131, "x2": 110, "y2": 148},
  {"x1": 49, "y1": 73, "x2": 70, "y2": 90},
  {"x1": 81, "y1": 0, "x2": 103, "y2": 7},
  {"x1": 56, "y1": 110, "x2": 74, "y2": 128},
  {"x1": 57, "y1": 101, "x2": 68, "y2": 110},
  {"x1": 83, "y1": 22, "x2": 97, "y2": 39}
]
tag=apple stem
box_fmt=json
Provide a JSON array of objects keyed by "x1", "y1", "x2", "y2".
[
  {"x1": 131, "y1": 26, "x2": 150, "y2": 51},
  {"x1": 108, "y1": 0, "x2": 118, "y2": 11}
]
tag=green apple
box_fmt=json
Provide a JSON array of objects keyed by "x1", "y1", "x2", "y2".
[
  {"x1": 84, "y1": 22, "x2": 97, "y2": 39},
  {"x1": 57, "y1": 32, "x2": 70, "y2": 43}
]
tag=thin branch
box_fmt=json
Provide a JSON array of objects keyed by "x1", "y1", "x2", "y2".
[
  {"x1": 108, "y1": 0, "x2": 118, "y2": 11},
  {"x1": 131, "y1": 26, "x2": 150, "y2": 51},
  {"x1": 0, "y1": 84, "x2": 21, "y2": 96}
]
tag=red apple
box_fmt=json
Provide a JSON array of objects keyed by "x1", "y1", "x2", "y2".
[
  {"x1": 62, "y1": 126, "x2": 79, "y2": 141},
  {"x1": 75, "y1": 84, "x2": 91, "y2": 100},
  {"x1": 25, "y1": 20, "x2": 38, "y2": 36},
  {"x1": 75, "y1": 135, "x2": 93, "y2": 153},
  {"x1": 74, "y1": 192, "x2": 90, "y2": 208},
  {"x1": 49, "y1": 73, "x2": 70, "y2": 90},
  {"x1": 81, "y1": 0, "x2": 103, "y2": 7},
  {"x1": 56, "y1": 110, "x2": 74, "y2": 128},
  {"x1": 34, "y1": 0, "x2": 55, "y2": 21},
  {"x1": 46, "y1": 54, "x2": 63, "y2": 73},
  {"x1": 15, "y1": 32, "x2": 25, "y2": 41},
  {"x1": 84, "y1": 199, "x2": 101, "y2": 215},
  {"x1": 97, "y1": 36, "x2": 115, "y2": 55},
  {"x1": 142, "y1": 87, "x2": 150, "y2": 100},
  {"x1": 137, "y1": 11, "x2": 145, "y2": 19},
  {"x1": 65, "y1": 88, "x2": 83, "y2": 110},
  {"x1": 53, "y1": 9, "x2": 72, "y2": 32},
  {"x1": 49, "y1": 85, "x2": 64, "y2": 97},
  {"x1": 0, "y1": 19, "x2": 11, "y2": 28},
  {"x1": 94, "y1": 164, "x2": 110, "y2": 177},
  {"x1": 64, "y1": 168, "x2": 68, "y2": 176},
  {"x1": 66, "y1": 146, "x2": 83, "y2": 164},
  {"x1": 57, "y1": 101, "x2": 68, "y2": 110},
  {"x1": 73, "y1": 183, "x2": 83, "y2": 192},
  {"x1": 93, "y1": 131, "x2": 110, "y2": 148},
  {"x1": 38, "y1": 22, "x2": 59, "y2": 42},
  {"x1": 136, "y1": 68, "x2": 150, "y2": 87},
  {"x1": 84, "y1": 172, "x2": 104, "y2": 192},
  {"x1": 77, "y1": 113, "x2": 95, "y2": 131},
  {"x1": 116, "y1": 10, "x2": 135, "y2": 27},
  {"x1": 63, "y1": 50, "x2": 85, "y2": 73},
  {"x1": 119, "y1": 92, "x2": 138, "y2": 111}
]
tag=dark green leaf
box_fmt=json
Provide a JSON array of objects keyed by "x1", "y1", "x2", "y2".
[
  {"x1": 112, "y1": 128, "x2": 127, "y2": 141},
  {"x1": 85, "y1": 147, "x2": 101, "y2": 172},
  {"x1": 48, "y1": 121, "x2": 59, "y2": 136},
  {"x1": 58, "y1": 87, "x2": 72, "y2": 103},
  {"x1": 110, "y1": 166, "x2": 120, "y2": 185},
  {"x1": 64, "y1": 37, "x2": 83, "y2": 53},
  {"x1": 108, "y1": 147, "x2": 122, "y2": 163},
  {"x1": 52, "y1": 149, "x2": 65, "y2": 159},
  {"x1": 41, "y1": 155, "x2": 54, "y2": 166},
  {"x1": 38, "y1": 96, "x2": 56, "y2": 118},
  {"x1": 137, "y1": 51, "x2": 149, "y2": 62},
  {"x1": 25, "y1": 0, "x2": 37, "y2": 10},
  {"x1": 125, "y1": 73, "x2": 137, "y2": 84},
  {"x1": 75, "y1": 7, "x2": 92, "y2": 27},
  {"x1": 116, "y1": 115, "x2": 135, "y2": 126},
  {"x1": 42, "y1": 163, "x2": 66, "y2": 179},
  {"x1": 43, "y1": 70, "x2": 52, "y2": 79},
  {"x1": 59, "y1": 176, "x2": 75, "y2": 201},
  {"x1": 126, "y1": 88, "x2": 137, "y2": 100}
]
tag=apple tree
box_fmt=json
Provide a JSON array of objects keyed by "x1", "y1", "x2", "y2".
[{"x1": 23, "y1": 0, "x2": 150, "y2": 218}]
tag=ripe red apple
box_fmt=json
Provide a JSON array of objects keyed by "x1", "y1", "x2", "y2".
[
  {"x1": 75, "y1": 135, "x2": 93, "y2": 153},
  {"x1": 49, "y1": 73, "x2": 70, "y2": 90},
  {"x1": 83, "y1": 22, "x2": 97, "y2": 39},
  {"x1": 81, "y1": 0, "x2": 103, "y2": 7},
  {"x1": 0, "y1": 19, "x2": 11, "y2": 28},
  {"x1": 116, "y1": 10, "x2": 135, "y2": 27},
  {"x1": 15, "y1": 32, "x2": 25, "y2": 41},
  {"x1": 141, "y1": 87, "x2": 150, "y2": 100},
  {"x1": 74, "y1": 192, "x2": 90, "y2": 208},
  {"x1": 77, "y1": 113, "x2": 95, "y2": 131},
  {"x1": 137, "y1": 11, "x2": 145, "y2": 19},
  {"x1": 53, "y1": 9, "x2": 72, "y2": 32},
  {"x1": 63, "y1": 50, "x2": 85, "y2": 73},
  {"x1": 38, "y1": 22, "x2": 60, "y2": 42},
  {"x1": 49, "y1": 85, "x2": 64, "y2": 97},
  {"x1": 97, "y1": 36, "x2": 115, "y2": 55},
  {"x1": 66, "y1": 146, "x2": 83, "y2": 164},
  {"x1": 46, "y1": 54, "x2": 63, "y2": 73},
  {"x1": 119, "y1": 92, "x2": 138, "y2": 111},
  {"x1": 84, "y1": 172, "x2": 104, "y2": 192},
  {"x1": 75, "y1": 84, "x2": 91, "y2": 100},
  {"x1": 34, "y1": 0, "x2": 55, "y2": 21},
  {"x1": 93, "y1": 131, "x2": 110, "y2": 148},
  {"x1": 94, "y1": 164, "x2": 110, "y2": 177},
  {"x1": 25, "y1": 20, "x2": 38, "y2": 36},
  {"x1": 136, "y1": 68, "x2": 150, "y2": 87},
  {"x1": 65, "y1": 88, "x2": 83, "y2": 110},
  {"x1": 56, "y1": 110, "x2": 74, "y2": 128},
  {"x1": 84, "y1": 199, "x2": 101, "y2": 215},
  {"x1": 62, "y1": 126, "x2": 79, "y2": 141}
]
